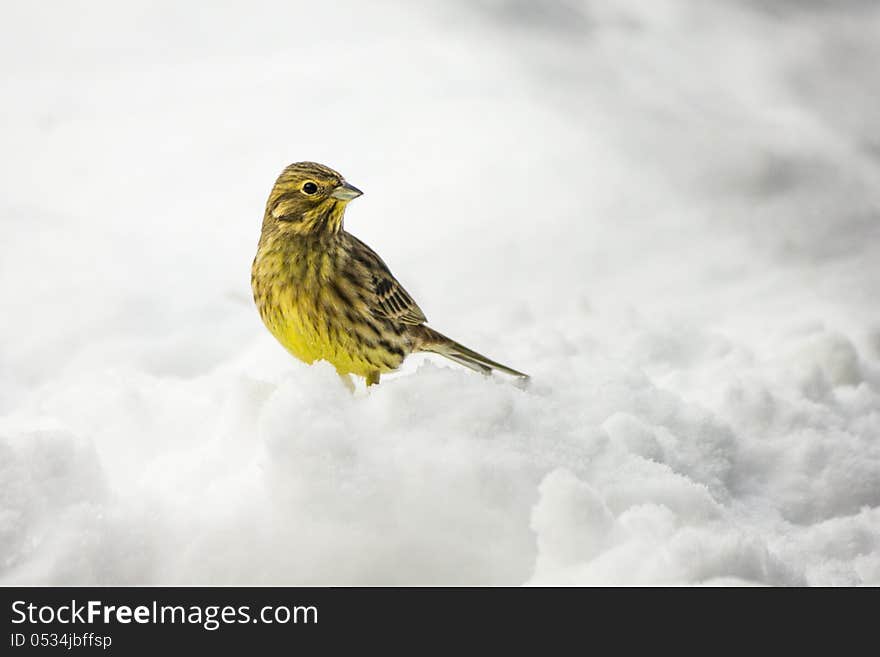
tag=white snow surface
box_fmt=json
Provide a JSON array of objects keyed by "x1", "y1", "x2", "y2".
[{"x1": 2, "y1": 0, "x2": 879, "y2": 586}]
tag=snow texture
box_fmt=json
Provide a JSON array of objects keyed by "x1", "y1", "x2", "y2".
[{"x1": 1, "y1": 0, "x2": 879, "y2": 585}]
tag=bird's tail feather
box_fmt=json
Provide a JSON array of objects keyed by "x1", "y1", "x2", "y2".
[{"x1": 414, "y1": 327, "x2": 529, "y2": 379}]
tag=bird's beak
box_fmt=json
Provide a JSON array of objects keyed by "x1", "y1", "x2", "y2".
[{"x1": 330, "y1": 181, "x2": 363, "y2": 201}]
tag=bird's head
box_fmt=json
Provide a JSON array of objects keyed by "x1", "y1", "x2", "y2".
[{"x1": 263, "y1": 161, "x2": 362, "y2": 236}]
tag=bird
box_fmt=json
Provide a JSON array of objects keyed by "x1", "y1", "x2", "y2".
[{"x1": 251, "y1": 161, "x2": 528, "y2": 388}]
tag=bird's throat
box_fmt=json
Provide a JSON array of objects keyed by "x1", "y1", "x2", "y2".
[{"x1": 300, "y1": 200, "x2": 347, "y2": 235}]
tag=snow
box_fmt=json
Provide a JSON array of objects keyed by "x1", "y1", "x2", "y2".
[{"x1": 1, "y1": 0, "x2": 879, "y2": 585}]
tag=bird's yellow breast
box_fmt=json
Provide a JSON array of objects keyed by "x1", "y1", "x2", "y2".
[{"x1": 251, "y1": 237, "x2": 399, "y2": 378}]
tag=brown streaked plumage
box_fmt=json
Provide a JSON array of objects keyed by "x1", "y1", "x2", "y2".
[{"x1": 251, "y1": 161, "x2": 528, "y2": 387}]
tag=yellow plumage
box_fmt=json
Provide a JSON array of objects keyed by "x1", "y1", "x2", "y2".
[{"x1": 251, "y1": 161, "x2": 527, "y2": 387}]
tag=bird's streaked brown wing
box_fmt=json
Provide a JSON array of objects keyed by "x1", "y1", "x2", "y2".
[{"x1": 346, "y1": 234, "x2": 427, "y2": 325}]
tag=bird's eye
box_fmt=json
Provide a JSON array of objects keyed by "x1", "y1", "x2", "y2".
[{"x1": 301, "y1": 181, "x2": 319, "y2": 195}]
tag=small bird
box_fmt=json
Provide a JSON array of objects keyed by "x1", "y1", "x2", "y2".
[{"x1": 251, "y1": 161, "x2": 528, "y2": 387}]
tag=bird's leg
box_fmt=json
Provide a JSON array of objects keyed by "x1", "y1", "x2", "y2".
[
  {"x1": 338, "y1": 372, "x2": 355, "y2": 393},
  {"x1": 366, "y1": 371, "x2": 381, "y2": 386}
]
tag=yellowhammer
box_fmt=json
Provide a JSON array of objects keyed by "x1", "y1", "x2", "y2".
[{"x1": 251, "y1": 161, "x2": 528, "y2": 387}]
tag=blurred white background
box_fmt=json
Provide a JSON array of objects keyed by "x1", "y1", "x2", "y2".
[{"x1": 1, "y1": 0, "x2": 878, "y2": 585}]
